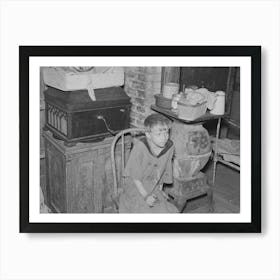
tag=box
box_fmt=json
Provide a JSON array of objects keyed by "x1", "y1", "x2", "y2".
[
  {"x1": 43, "y1": 67, "x2": 124, "y2": 92},
  {"x1": 44, "y1": 86, "x2": 131, "y2": 145},
  {"x1": 177, "y1": 100, "x2": 207, "y2": 120},
  {"x1": 154, "y1": 94, "x2": 172, "y2": 110}
]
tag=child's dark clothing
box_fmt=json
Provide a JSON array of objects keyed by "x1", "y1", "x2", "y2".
[{"x1": 119, "y1": 137, "x2": 178, "y2": 213}]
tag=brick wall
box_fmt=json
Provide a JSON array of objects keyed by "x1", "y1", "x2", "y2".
[{"x1": 124, "y1": 67, "x2": 162, "y2": 128}]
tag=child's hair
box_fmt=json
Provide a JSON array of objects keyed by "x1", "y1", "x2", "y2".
[{"x1": 144, "y1": 113, "x2": 171, "y2": 131}]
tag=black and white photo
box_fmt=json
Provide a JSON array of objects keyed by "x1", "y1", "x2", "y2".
[{"x1": 20, "y1": 46, "x2": 261, "y2": 232}]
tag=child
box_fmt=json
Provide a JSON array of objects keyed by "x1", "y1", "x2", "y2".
[{"x1": 119, "y1": 113, "x2": 179, "y2": 213}]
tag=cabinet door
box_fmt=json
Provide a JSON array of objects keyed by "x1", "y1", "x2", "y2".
[
  {"x1": 66, "y1": 149, "x2": 103, "y2": 213},
  {"x1": 66, "y1": 156, "x2": 96, "y2": 213},
  {"x1": 45, "y1": 141, "x2": 66, "y2": 212}
]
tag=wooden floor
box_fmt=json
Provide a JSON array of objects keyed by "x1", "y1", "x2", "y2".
[
  {"x1": 204, "y1": 161, "x2": 240, "y2": 213},
  {"x1": 40, "y1": 158, "x2": 240, "y2": 213}
]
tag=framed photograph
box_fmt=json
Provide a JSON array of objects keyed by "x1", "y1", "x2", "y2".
[{"x1": 20, "y1": 46, "x2": 261, "y2": 233}]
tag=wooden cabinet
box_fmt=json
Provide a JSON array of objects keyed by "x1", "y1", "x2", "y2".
[
  {"x1": 43, "y1": 131, "x2": 127, "y2": 213},
  {"x1": 40, "y1": 68, "x2": 47, "y2": 158}
]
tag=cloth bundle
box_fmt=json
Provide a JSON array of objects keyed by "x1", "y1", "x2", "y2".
[{"x1": 211, "y1": 137, "x2": 240, "y2": 165}]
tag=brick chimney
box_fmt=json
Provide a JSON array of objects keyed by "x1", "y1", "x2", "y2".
[{"x1": 124, "y1": 67, "x2": 162, "y2": 128}]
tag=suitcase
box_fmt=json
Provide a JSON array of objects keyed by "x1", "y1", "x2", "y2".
[{"x1": 44, "y1": 86, "x2": 131, "y2": 146}]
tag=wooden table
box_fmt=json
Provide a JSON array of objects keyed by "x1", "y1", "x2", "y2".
[{"x1": 151, "y1": 105, "x2": 225, "y2": 124}]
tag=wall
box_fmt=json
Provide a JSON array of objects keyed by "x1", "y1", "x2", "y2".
[
  {"x1": 124, "y1": 67, "x2": 162, "y2": 127},
  {"x1": 180, "y1": 67, "x2": 230, "y2": 91}
]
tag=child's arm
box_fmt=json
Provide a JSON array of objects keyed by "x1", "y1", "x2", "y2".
[
  {"x1": 133, "y1": 179, "x2": 158, "y2": 207},
  {"x1": 133, "y1": 179, "x2": 148, "y2": 198}
]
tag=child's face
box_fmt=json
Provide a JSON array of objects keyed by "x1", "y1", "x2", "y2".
[{"x1": 146, "y1": 124, "x2": 170, "y2": 148}]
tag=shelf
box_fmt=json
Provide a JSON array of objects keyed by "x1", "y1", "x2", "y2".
[
  {"x1": 151, "y1": 105, "x2": 227, "y2": 124},
  {"x1": 222, "y1": 118, "x2": 240, "y2": 129},
  {"x1": 215, "y1": 155, "x2": 240, "y2": 172}
]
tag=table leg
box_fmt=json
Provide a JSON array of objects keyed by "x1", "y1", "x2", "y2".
[{"x1": 212, "y1": 117, "x2": 221, "y2": 185}]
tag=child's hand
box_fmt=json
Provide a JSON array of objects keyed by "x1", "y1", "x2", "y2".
[{"x1": 145, "y1": 194, "x2": 159, "y2": 207}]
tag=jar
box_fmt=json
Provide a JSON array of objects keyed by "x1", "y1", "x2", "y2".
[{"x1": 210, "y1": 91, "x2": 225, "y2": 115}]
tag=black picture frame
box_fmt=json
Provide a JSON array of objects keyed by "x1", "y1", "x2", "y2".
[{"x1": 20, "y1": 46, "x2": 261, "y2": 233}]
